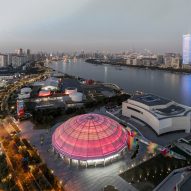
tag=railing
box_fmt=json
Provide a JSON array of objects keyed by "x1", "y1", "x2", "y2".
[{"x1": 153, "y1": 166, "x2": 191, "y2": 191}]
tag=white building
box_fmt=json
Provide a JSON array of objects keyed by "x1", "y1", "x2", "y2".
[
  {"x1": 183, "y1": 34, "x2": 191, "y2": 65},
  {"x1": 171, "y1": 56, "x2": 181, "y2": 68},
  {"x1": 41, "y1": 85, "x2": 58, "y2": 91},
  {"x1": 122, "y1": 94, "x2": 191, "y2": 135},
  {"x1": 126, "y1": 58, "x2": 139, "y2": 65},
  {"x1": 41, "y1": 77, "x2": 59, "y2": 91},
  {"x1": 65, "y1": 87, "x2": 77, "y2": 95},
  {"x1": 18, "y1": 87, "x2": 32, "y2": 99},
  {"x1": 16, "y1": 48, "x2": 23, "y2": 55},
  {"x1": 0, "y1": 80, "x2": 7, "y2": 88},
  {"x1": 164, "y1": 53, "x2": 181, "y2": 68},
  {"x1": 18, "y1": 93, "x2": 30, "y2": 99},
  {"x1": 0, "y1": 54, "x2": 8, "y2": 67},
  {"x1": 20, "y1": 87, "x2": 32, "y2": 94},
  {"x1": 12, "y1": 55, "x2": 26, "y2": 68},
  {"x1": 0, "y1": 75, "x2": 14, "y2": 80},
  {"x1": 69, "y1": 92, "x2": 83, "y2": 102}
]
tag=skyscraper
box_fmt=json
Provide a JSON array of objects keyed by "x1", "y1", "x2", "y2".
[
  {"x1": 27, "y1": 49, "x2": 30, "y2": 55},
  {"x1": 0, "y1": 54, "x2": 8, "y2": 67},
  {"x1": 183, "y1": 34, "x2": 191, "y2": 65},
  {"x1": 16, "y1": 48, "x2": 23, "y2": 55}
]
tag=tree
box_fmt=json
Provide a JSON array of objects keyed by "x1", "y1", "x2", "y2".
[{"x1": 0, "y1": 154, "x2": 9, "y2": 180}]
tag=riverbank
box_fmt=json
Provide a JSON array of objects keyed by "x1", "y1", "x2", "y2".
[
  {"x1": 48, "y1": 60, "x2": 191, "y2": 106},
  {"x1": 85, "y1": 59, "x2": 191, "y2": 74}
]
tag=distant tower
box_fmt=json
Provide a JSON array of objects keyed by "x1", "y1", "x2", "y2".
[
  {"x1": 26, "y1": 49, "x2": 30, "y2": 55},
  {"x1": 183, "y1": 34, "x2": 191, "y2": 65},
  {"x1": 0, "y1": 54, "x2": 8, "y2": 67},
  {"x1": 16, "y1": 48, "x2": 23, "y2": 55}
]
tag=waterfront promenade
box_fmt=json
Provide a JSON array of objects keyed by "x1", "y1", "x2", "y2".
[{"x1": 50, "y1": 60, "x2": 191, "y2": 106}]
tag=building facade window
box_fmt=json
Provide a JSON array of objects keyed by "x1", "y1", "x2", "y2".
[{"x1": 127, "y1": 106, "x2": 143, "y2": 114}]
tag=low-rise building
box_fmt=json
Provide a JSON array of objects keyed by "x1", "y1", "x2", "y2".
[
  {"x1": 182, "y1": 64, "x2": 191, "y2": 70},
  {"x1": 126, "y1": 55, "x2": 158, "y2": 66},
  {"x1": 164, "y1": 53, "x2": 182, "y2": 68},
  {"x1": 0, "y1": 80, "x2": 7, "y2": 88},
  {"x1": 122, "y1": 93, "x2": 191, "y2": 135},
  {"x1": 141, "y1": 56, "x2": 158, "y2": 66},
  {"x1": 157, "y1": 55, "x2": 164, "y2": 65},
  {"x1": 171, "y1": 56, "x2": 182, "y2": 68}
]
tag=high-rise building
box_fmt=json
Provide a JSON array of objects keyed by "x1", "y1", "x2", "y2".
[
  {"x1": 183, "y1": 34, "x2": 191, "y2": 65},
  {"x1": 16, "y1": 48, "x2": 23, "y2": 55},
  {"x1": 12, "y1": 55, "x2": 26, "y2": 68},
  {"x1": 26, "y1": 49, "x2": 30, "y2": 55},
  {"x1": 7, "y1": 54, "x2": 13, "y2": 66},
  {"x1": 0, "y1": 54, "x2": 8, "y2": 67}
]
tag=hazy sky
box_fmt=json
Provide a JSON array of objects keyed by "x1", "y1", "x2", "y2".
[{"x1": 0, "y1": 0, "x2": 191, "y2": 53}]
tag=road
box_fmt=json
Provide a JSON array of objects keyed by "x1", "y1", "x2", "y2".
[{"x1": 0, "y1": 69, "x2": 51, "y2": 114}]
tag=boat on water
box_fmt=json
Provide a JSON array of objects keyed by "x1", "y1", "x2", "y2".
[{"x1": 135, "y1": 90, "x2": 144, "y2": 95}]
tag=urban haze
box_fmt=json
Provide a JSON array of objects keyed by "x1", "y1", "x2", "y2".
[{"x1": 0, "y1": 0, "x2": 191, "y2": 53}]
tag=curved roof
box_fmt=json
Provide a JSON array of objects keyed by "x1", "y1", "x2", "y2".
[{"x1": 52, "y1": 113, "x2": 127, "y2": 160}]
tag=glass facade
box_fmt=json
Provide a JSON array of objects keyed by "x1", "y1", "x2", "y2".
[
  {"x1": 52, "y1": 114, "x2": 127, "y2": 161},
  {"x1": 183, "y1": 34, "x2": 191, "y2": 65}
]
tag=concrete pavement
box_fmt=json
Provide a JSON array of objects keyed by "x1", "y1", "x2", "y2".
[{"x1": 18, "y1": 120, "x2": 147, "y2": 191}]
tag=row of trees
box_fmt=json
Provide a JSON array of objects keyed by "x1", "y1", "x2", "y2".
[
  {"x1": 30, "y1": 93, "x2": 130, "y2": 126},
  {"x1": 31, "y1": 108, "x2": 64, "y2": 125},
  {"x1": 85, "y1": 94, "x2": 130, "y2": 108},
  {"x1": 0, "y1": 154, "x2": 9, "y2": 181},
  {"x1": 31, "y1": 107, "x2": 87, "y2": 126},
  {"x1": 2, "y1": 135, "x2": 64, "y2": 191},
  {"x1": 0, "y1": 154, "x2": 20, "y2": 191},
  {"x1": 120, "y1": 154, "x2": 191, "y2": 190}
]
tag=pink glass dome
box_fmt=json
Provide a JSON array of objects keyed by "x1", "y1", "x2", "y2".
[{"x1": 52, "y1": 113, "x2": 127, "y2": 161}]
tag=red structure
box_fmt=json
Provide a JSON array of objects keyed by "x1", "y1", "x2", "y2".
[
  {"x1": 52, "y1": 114, "x2": 127, "y2": 165},
  {"x1": 85, "y1": 79, "x2": 94, "y2": 85},
  {"x1": 38, "y1": 90, "x2": 51, "y2": 97},
  {"x1": 17, "y1": 100, "x2": 25, "y2": 117}
]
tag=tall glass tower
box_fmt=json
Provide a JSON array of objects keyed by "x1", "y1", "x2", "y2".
[{"x1": 183, "y1": 34, "x2": 191, "y2": 65}]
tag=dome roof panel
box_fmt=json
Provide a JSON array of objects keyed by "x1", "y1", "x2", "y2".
[{"x1": 52, "y1": 113, "x2": 127, "y2": 160}]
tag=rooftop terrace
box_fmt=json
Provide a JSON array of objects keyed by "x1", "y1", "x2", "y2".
[{"x1": 131, "y1": 94, "x2": 171, "y2": 106}]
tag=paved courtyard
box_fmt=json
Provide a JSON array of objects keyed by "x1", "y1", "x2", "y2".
[
  {"x1": 18, "y1": 120, "x2": 149, "y2": 191},
  {"x1": 115, "y1": 111, "x2": 191, "y2": 146}
]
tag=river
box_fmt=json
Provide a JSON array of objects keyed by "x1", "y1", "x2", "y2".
[{"x1": 49, "y1": 59, "x2": 191, "y2": 106}]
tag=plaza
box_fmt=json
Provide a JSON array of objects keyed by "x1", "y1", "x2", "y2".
[{"x1": 19, "y1": 119, "x2": 148, "y2": 191}]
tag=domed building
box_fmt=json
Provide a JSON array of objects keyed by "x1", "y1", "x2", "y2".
[{"x1": 52, "y1": 113, "x2": 128, "y2": 166}]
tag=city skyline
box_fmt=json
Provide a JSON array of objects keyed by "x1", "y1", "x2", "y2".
[
  {"x1": 1, "y1": 1, "x2": 191, "y2": 190},
  {"x1": 1, "y1": 0, "x2": 191, "y2": 53}
]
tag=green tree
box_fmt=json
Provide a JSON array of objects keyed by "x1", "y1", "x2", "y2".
[{"x1": 0, "y1": 154, "x2": 9, "y2": 180}]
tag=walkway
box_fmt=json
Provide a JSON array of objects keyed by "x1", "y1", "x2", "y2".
[{"x1": 18, "y1": 120, "x2": 139, "y2": 191}]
